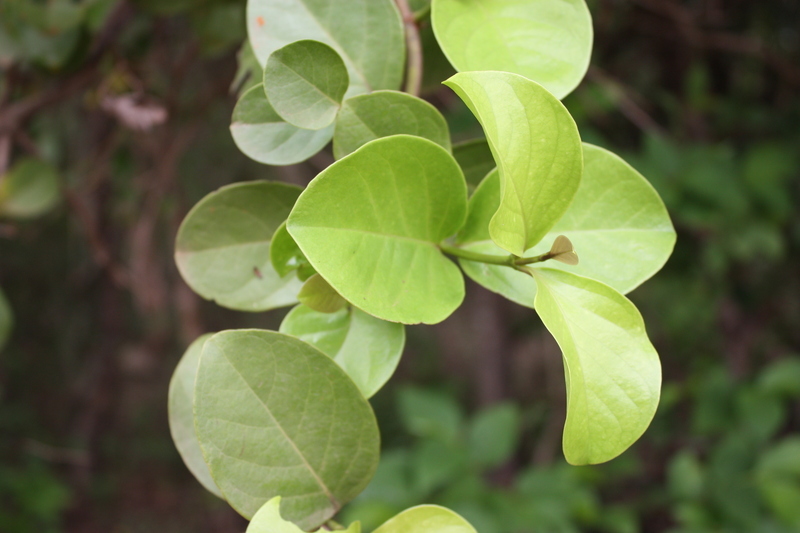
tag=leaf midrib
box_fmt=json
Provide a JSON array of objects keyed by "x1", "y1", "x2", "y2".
[{"x1": 220, "y1": 339, "x2": 340, "y2": 510}]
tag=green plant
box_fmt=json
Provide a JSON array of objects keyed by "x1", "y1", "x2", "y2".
[{"x1": 168, "y1": 0, "x2": 676, "y2": 530}]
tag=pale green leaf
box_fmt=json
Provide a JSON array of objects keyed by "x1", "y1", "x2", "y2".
[
  {"x1": 280, "y1": 304, "x2": 405, "y2": 398},
  {"x1": 175, "y1": 181, "x2": 303, "y2": 312},
  {"x1": 373, "y1": 505, "x2": 477, "y2": 533},
  {"x1": 247, "y1": 497, "x2": 362, "y2": 533},
  {"x1": 431, "y1": 0, "x2": 593, "y2": 99},
  {"x1": 452, "y1": 138, "x2": 495, "y2": 190},
  {"x1": 195, "y1": 330, "x2": 380, "y2": 528},
  {"x1": 247, "y1": 0, "x2": 405, "y2": 96},
  {"x1": 522, "y1": 144, "x2": 676, "y2": 293},
  {"x1": 231, "y1": 84, "x2": 334, "y2": 166},
  {"x1": 0, "y1": 286, "x2": 12, "y2": 352},
  {"x1": 468, "y1": 403, "x2": 520, "y2": 468},
  {"x1": 167, "y1": 334, "x2": 222, "y2": 498},
  {"x1": 265, "y1": 40, "x2": 349, "y2": 130},
  {"x1": 445, "y1": 71, "x2": 583, "y2": 256},
  {"x1": 455, "y1": 169, "x2": 538, "y2": 307},
  {"x1": 531, "y1": 268, "x2": 661, "y2": 465},
  {"x1": 287, "y1": 135, "x2": 467, "y2": 325},
  {"x1": 270, "y1": 222, "x2": 309, "y2": 278},
  {"x1": 0, "y1": 158, "x2": 59, "y2": 219},
  {"x1": 298, "y1": 274, "x2": 347, "y2": 314},
  {"x1": 333, "y1": 91, "x2": 451, "y2": 159}
]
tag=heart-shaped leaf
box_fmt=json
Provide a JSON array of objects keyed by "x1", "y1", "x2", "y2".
[
  {"x1": 0, "y1": 286, "x2": 13, "y2": 352},
  {"x1": 230, "y1": 84, "x2": 334, "y2": 166},
  {"x1": 195, "y1": 330, "x2": 380, "y2": 529},
  {"x1": 373, "y1": 505, "x2": 477, "y2": 533},
  {"x1": 167, "y1": 334, "x2": 221, "y2": 498},
  {"x1": 247, "y1": 497, "x2": 361, "y2": 533},
  {"x1": 264, "y1": 40, "x2": 349, "y2": 130},
  {"x1": 175, "y1": 181, "x2": 303, "y2": 311},
  {"x1": 432, "y1": 0, "x2": 593, "y2": 99},
  {"x1": 531, "y1": 268, "x2": 661, "y2": 465},
  {"x1": 445, "y1": 71, "x2": 583, "y2": 256},
  {"x1": 522, "y1": 143, "x2": 677, "y2": 293},
  {"x1": 333, "y1": 91, "x2": 451, "y2": 159},
  {"x1": 287, "y1": 135, "x2": 468, "y2": 325},
  {"x1": 247, "y1": 0, "x2": 405, "y2": 96},
  {"x1": 280, "y1": 304, "x2": 405, "y2": 398}
]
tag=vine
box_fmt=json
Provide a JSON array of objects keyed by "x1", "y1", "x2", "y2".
[{"x1": 168, "y1": 0, "x2": 676, "y2": 531}]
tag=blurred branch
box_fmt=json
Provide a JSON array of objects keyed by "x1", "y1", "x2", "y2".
[
  {"x1": 632, "y1": 0, "x2": 800, "y2": 87},
  {"x1": 588, "y1": 66, "x2": 667, "y2": 135},
  {"x1": 395, "y1": 0, "x2": 423, "y2": 96}
]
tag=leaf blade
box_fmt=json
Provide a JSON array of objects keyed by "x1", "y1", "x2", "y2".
[
  {"x1": 431, "y1": 0, "x2": 593, "y2": 99},
  {"x1": 531, "y1": 268, "x2": 661, "y2": 465},
  {"x1": 373, "y1": 505, "x2": 477, "y2": 533},
  {"x1": 445, "y1": 71, "x2": 583, "y2": 256},
  {"x1": 194, "y1": 330, "x2": 380, "y2": 529}
]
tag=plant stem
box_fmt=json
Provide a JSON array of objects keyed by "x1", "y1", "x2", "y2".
[
  {"x1": 439, "y1": 243, "x2": 516, "y2": 266},
  {"x1": 395, "y1": 0, "x2": 423, "y2": 96}
]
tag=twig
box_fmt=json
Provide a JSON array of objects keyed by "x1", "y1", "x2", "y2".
[
  {"x1": 588, "y1": 66, "x2": 667, "y2": 135},
  {"x1": 395, "y1": 0, "x2": 423, "y2": 96}
]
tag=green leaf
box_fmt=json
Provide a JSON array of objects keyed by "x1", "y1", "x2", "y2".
[
  {"x1": 431, "y1": 0, "x2": 593, "y2": 99},
  {"x1": 0, "y1": 158, "x2": 59, "y2": 219},
  {"x1": 195, "y1": 330, "x2": 380, "y2": 528},
  {"x1": 264, "y1": 40, "x2": 349, "y2": 131},
  {"x1": 397, "y1": 387, "x2": 463, "y2": 444},
  {"x1": 167, "y1": 334, "x2": 222, "y2": 498},
  {"x1": 522, "y1": 144, "x2": 676, "y2": 293},
  {"x1": 232, "y1": 41, "x2": 263, "y2": 96},
  {"x1": 175, "y1": 181, "x2": 303, "y2": 312},
  {"x1": 247, "y1": 497, "x2": 361, "y2": 533},
  {"x1": 280, "y1": 304, "x2": 405, "y2": 398},
  {"x1": 0, "y1": 286, "x2": 12, "y2": 352},
  {"x1": 455, "y1": 169, "x2": 538, "y2": 307},
  {"x1": 247, "y1": 0, "x2": 405, "y2": 96},
  {"x1": 452, "y1": 139, "x2": 495, "y2": 190},
  {"x1": 297, "y1": 274, "x2": 347, "y2": 314},
  {"x1": 468, "y1": 403, "x2": 520, "y2": 469},
  {"x1": 445, "y1": 71, "x2": 583, "y2": 256},
  {"x1": 333, "y1": 91, "x2": 451, "y2": 159},
  {"x1": 287, "y1": 135, "x2": 467, "y2": 325},
  {"x1": 373, "y1": 505, "x2": 477, "y2": 533},
  {"x1": 270, "y1": 222, "x2": 309, "y2": 278},
  {"x1": 231, "y1": 84, "x2": 334, "y2": 166},
  {"x1": 531, "y1": 268, "x2": 661, "y2": 465}
]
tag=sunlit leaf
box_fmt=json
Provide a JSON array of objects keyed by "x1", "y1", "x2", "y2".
[
  {"x1": 287, "y1": 135, "x2": 467, "y2": 325},
  {"x1": 264, "y1": 40, "x2": 349, "y2": 130},
  {"x1": 280, "y1": 304, "x2": 405, "y2": 398},
  {"x1": 230, "y1": 84, "x2": 334, "y2": 166},
  {"x1": 333, "y1": 91, "x2": 451, "y2": 160},
  {"x1": 298, "y1": 274, "x2": 347, "y2": 313},
  {"x1": 247, "y1": 497, "x2": 361, "y2": 533},
  {"x1": 523, "y1": 144, "x2": 676, "y2": 293},
  {"x1": 531, "y1": 268, "x2": 661, "y2": 465},
  {"x1": 373, "y1": 505, "x2": 477, "y2": 533},
  {"x1": 247, "y1": 0, "x2": 405, "y2": 96},
  {"x1": 0, "y1": 158, "x2": 60, "y2": 219},
  {"x1": 175, "y1": 181, "x2": 303, "y2": 311},
  {"x1": 0, "y1": 286, "x2": 12, "y2": 352},
  {"x1": 445, "y1": 71, "x2": 583, "y2": 256},
  {"x1": 432, "y1": 0, "x2": 593, "y2": 99},
  {"x1": 195, "y1": 330, "x2": 380, "y2": 528},
  {"x1": 167, "y1": 334, "x2": 221, "y2": 498}
]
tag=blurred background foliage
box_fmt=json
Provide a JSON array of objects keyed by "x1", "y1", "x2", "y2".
[{"x1": 0, "y1": 0, "x2": 799, "y2": 532}]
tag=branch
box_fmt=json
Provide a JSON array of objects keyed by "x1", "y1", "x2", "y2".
[{"x1": 395, "y1": 0, "x2": 424, "y2": 96}]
